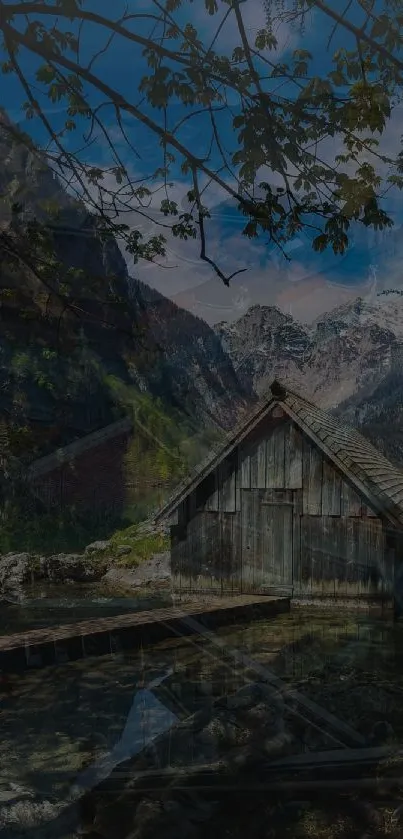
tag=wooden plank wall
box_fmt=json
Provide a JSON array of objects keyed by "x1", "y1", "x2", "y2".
[
  {"x1": 298, "y1": 516, "x2": 391, "y2": 598},
  {"x1": 172, "y1": 511, "x2": 243, "y2": 595},
  {"x1": 172, "y1": 415, "x2": 395, "y2": 598}
]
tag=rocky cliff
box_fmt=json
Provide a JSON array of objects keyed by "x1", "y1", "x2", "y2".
[
  {"x1": 215, "y1": 296, "x2": 403, "y2": 404},
  {"x1": 0, "y1": 110, "x2": 252, "y2": 463},
  {"x1": 215, "y1": 295, "x2": 403, "y2": 464}
]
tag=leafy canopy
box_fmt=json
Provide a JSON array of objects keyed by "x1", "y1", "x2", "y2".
[{"x1": 1, "y1": 0, "x2": 403, "y2": 284}]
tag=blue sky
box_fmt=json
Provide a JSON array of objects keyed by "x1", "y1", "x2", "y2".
[
  {"x1": 1, "y1": 0, "x2": 402, "y2": 324},
  {"x1": 0, "y1": 0, "x2": 358, "y2": 178}
]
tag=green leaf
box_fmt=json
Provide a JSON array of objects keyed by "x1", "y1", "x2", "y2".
[
  {"x1": 242, "y1": 220, "x2": 258, "y2": 237},
  {"x1": 36, "y1": 64, "x2": 56, "y2": 84},
  {"x1": 205, "y1": 0, "x2": 218, "y2": 13},
  {"x1": 232, "y1": 47, "x2": 244, "y2": 62},
  {"x1": 312, "y1": 233, "x2": 329, "y2": 252},
  {"x1": 370, "y1": 15, "x2": 390, "y2": 39},
  {"x1": 255, "y1": 28, "x2": 277, "y2": 51},
  {"x1": 160, "y1": 199, "x2": 178, "y2": 216},
  {"x1": 328, "y1": 70, "x2": 347, "y2": 86}
]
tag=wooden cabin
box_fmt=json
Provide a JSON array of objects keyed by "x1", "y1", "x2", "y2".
[{"x1": 154, "y1": 380, "x2": 403, "y2": 604}]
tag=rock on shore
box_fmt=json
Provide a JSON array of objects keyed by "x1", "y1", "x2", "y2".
[
  {"x1": 0, "y1": 542, "x2": 171, "y2": 598},
  {"x1": 102, "y1": 552, "x2": 171, "y2": 591}
]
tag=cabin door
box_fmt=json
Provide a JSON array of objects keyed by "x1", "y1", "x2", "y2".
[{"x1": 260, "y1": 493, "x2": 293, "y2": 593}]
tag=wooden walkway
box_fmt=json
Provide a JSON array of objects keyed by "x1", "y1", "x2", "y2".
[{"x1": 0, "y1": 594, "x2": 289, "y2": 673}]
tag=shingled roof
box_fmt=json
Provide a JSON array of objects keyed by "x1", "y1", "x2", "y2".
[{"x1": 154, "y1": 380, "x2": 403, "y2": 528}]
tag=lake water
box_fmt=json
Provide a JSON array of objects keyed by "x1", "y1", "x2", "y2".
[
  {"x1": 2, "y1": 607, "x2": 403, "y2": 838},
  {"x1": 0, "y1": 583, "x2": 172, "y2": 635}
]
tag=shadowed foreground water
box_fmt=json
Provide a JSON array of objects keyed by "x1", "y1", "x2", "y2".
[
  {"x1": 2, "y1": 606, "x2": 403, "y2": 838},
  {"x1": 0, "y1": 583, "x2": 172, "y2": 635}
]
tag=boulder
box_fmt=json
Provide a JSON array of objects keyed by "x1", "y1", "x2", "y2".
[
  {"x1": 0, "y1": 553, "x2": 34, "y2": 592},
  {"x1": 102, "y1": 568, "x2": 142, "y2": 588},
  {"x1": 40, "y1": 554, "x2": 108, "y2": 583},
  {"x1": 115, "y1": 544, "x2": 132, "y2": 557},
  {"x1": 102, "y1": 552, "x2": 171, "y2": 590},
  {"x1": 85, "y1": 540, "x2": 112, "y2": 554}
]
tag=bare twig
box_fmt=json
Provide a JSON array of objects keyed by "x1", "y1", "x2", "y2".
[{"x1": 191, "y1": 166, "x2": 247, "y2": 286}]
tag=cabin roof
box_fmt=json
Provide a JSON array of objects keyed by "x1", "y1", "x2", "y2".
[{"x1": 154, "y1": 380, "x2": 403, "y2": 528}]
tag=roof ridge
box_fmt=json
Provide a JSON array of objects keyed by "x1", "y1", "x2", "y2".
[
  {"x1": 154, "y1": 380, "x2": 403, "y2": 525},
  {"x1": 286, "y1": 391, "x2": 403, "y2": 477}
]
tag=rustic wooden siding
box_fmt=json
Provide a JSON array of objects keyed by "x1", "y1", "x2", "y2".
[
  {"x1": 284, "y1": 423, "x2": 303, "y2": 489},
  {"x1": 240, "y1": 489, "x2": 294, "y2": 594},
  {"x1": 218, "y1": 454, "x2": 237, "y2": 512},
  {"x1": 241, "y1": 490, "x2": 255, "y2": 592},
  {"x1": 296, "y1": 516, "x2": 391, "y2": 599},
  {"x1": 204, "y1": 471, "x2": 219, "y2": 511},
  {"x1": 171, "y1": 413, "x2": 396, "y2": 600},
  {"x1": 321, "y1": 458, "x2": 341, "y2": 516},
  {"x1": 303, "y1": 438, "x2": 323, "y2": 515},
  {"x1": 171, "y1": 510, "x2": 242, "y2": 594},
  {"x1": 266, "y1": 424, "x2": 286, "y2": 488}
]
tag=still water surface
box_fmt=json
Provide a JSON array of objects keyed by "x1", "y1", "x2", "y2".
[
  {"x1": 0, "y1": 583, "x2": 172, "y2": 635},
  {"x1": 2, "y1": 605, "x2": 403, "y2": 837}
]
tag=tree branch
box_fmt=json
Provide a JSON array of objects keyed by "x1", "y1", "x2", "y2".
[{"x1": 191, "y1": 166, "x2": 247, "y2": 286}]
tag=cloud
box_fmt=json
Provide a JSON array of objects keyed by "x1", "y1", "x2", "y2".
[
  {"x1": 13, "y1": 0, "x2": 401, "y2": 328},
  {"x1": 191, "y1": 0, "x2": 297, "y2": 60}
]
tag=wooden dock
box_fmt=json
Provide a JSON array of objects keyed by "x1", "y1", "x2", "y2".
[{"x1": 0, "y1": 594, "x2": 289, "y2": 673}]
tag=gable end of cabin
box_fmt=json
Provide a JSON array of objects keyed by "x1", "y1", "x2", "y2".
[{"x1": 168, "y1": 405, "x2": 398, "y2": 602}]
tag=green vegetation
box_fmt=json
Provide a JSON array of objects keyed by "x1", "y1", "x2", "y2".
[
  {"x1": 0, "y1": 383, "x2": 223, "y2": 556},
  {"x1": 0, "y1": 505, "x2": 122, "y2": 556},
  {"x1": 109, "y1": 524, "x2": 170, "y2": 568},
  {"x1": 2, "y1": 0, "x2": 403, "y2": 285},
  {"x1": 0, "y1": 503, "x2": 169, "y2": 559}
]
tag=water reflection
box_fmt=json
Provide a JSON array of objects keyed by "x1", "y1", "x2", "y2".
[
  {"x1": 0, "y1": 583, "x2": 172, "y2": 635},
  {"x1": 74, "y1": 668, "x2": 178, "y2": 794},
  {"x1": 2, "y1": 608, "x2": 403, "y2": 838}
]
